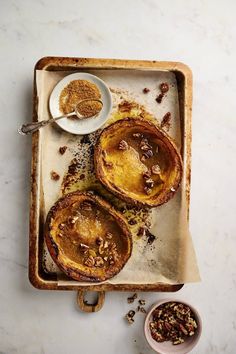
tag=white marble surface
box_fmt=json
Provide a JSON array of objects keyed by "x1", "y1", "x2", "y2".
[{"x1": 1, "y1": 0, "x2": 236, "y2": 353}]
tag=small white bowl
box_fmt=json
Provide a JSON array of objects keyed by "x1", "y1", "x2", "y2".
[
  {"x1": 49, "y1": 72, "x2": 112, "y2": 135},
  {"x1": 144, "y1": 299, "x2": 202, "y2": 354}
]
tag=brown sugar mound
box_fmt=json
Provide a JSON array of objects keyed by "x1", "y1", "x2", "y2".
[{"x1": 59, "y1": 79, "x2": 102, "y2": 117}]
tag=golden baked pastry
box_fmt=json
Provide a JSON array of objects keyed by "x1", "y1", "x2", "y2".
[
  {"x1": 94, "y1": 118, "x2": 183, "y2": 207},
  {"x1": 45, "y1": 191, "x2": 132, "y2": 282}
]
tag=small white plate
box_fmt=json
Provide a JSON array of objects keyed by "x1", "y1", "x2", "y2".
[{"x1": 49, "y1": 72, "x2": 112, "y2": 135}]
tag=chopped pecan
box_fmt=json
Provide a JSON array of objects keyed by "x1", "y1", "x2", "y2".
[
  {"x1": 59, "y1": 146, "x2": 67, "y2": 155},
  {"x1": 104, "y1": 160, "x2": 113, "y2": 169},
  {"x1": 140, "y1": 143, "x2": 152, "y2": 151},
  {"x1": 137, "y1": 227, "x2": 146, "y2": 237},
  {"x1": 143, "y1": 169, "x2": 151, "y2": 179},
  {"x1": 103, "y1": 241, "x2": 109, "y2": 249},
  {"x1": 144, "y1": 186, "x2": 152, "y2": 195},
  {"x1": 156, "y1": 93, "x2": 164, "y2": 104},
  {"x1": 88, "y1": 249, "x2": 97, "y2": 257},
  {"x1": 137, "y1": 306, "x2": 146, "y2": 314},
  {"x1": 98, "y1": 244, "x2": 104, "y2": 255},
  {"x1": 143, "y1": 87, "x2": 150, "y2": 93},
  {"x1": 108, "y1": 255, "x2": 115, "y2": 265},
  {"x1": 179, "y1": 324, "x2": 188, "y2": 336},
  {"x1": 96, "y1": 237, "x2": 103, "y2": 246},
  {"x1": 125, "y1": 310, "x2": 136, "y2": 324},
  {"x1": 160, "y1": 82, "x2": 169, "y2": 94},
  {"x1": 58, "y1": 223, "x2": 65, "y2": 230},
  {"x1": 161, "y1": 112, "x2": 171, "y2": 130},
  {"x1": 145, "y1": 178, "x2": 154, "y2": 188},
  {"x1": 110, "y1": 243, "x2": 117, "y2": 251},
  {"x1": 128, "y1": 218, "x2": 137, "y2": 225},
  {"x1": 146, "y1": 230, "x2": 156, "y2": 245},
  {"x1": 84, "y1": 255, "x2": 95, "y2": 267},
  {"x1": 127, "y1": 293, "x2": 137, "y2": 304},
  {"x1": 111, "y1": 250, "x2": 119, "y2": 262},
  {"x1": 106, "y1": 232, "x2": 113, "y2": 239},
  {"x1": 150, "y1": 302, "x2": 198, "y2": 345},
  {"x1": 50, "y1": 171, "x2": 60, "y2": 181},
  {"x1": 82, "y1": 201, "x2": 93, "y2": 211},
  {"x1": 94, "y1": 256, "x2": 104, "y2": 267},
  {"x1": 79, "y1": 243, "x2": 89, "y2": 253},
  {"x1": 138, "y1": 299, "x2": 146, "y2": 306},
  {"x1": 151, "y1": 164, "x2": 161, "y2": 175},
  {"x1": 67, "y1": 216, "x2": 79, "y2": 225},
  {"x1": 133, "y1": 132, "x2": 142, "y2": 138},
  {"x1": 118, "y1": 140, "x2": 129, "y2": 150},
  {"x1": 143, "y1": 150, "x2": 153, "y2": 160}
]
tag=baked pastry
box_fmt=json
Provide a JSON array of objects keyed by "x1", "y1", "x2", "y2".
[
  {"x1": 94, "y1": 118, "x2": 183, "y2": 207},
  {"x1": 45, "y1": 191, "x2": 132, "y2": 282}
]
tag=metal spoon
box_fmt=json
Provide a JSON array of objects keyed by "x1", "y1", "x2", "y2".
[{"x1": 18, "y1": 98, "x2": 103, "y2": 135}]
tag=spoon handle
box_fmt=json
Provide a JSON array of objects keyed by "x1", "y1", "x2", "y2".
[
  {"x1": 18, "y1": 112, "x2": 75, "y2": 135},
  {"x1": 18, "y1": 119, "x2": 53, "y2": 135}
]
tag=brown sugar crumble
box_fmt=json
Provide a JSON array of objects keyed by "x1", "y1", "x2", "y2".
[
  {"x1": 59, "y1": 146, "x2": 67, "y2": 155},
  {"x1": 50, "y1": 171, "x2": 60, "y2": 181},
  {"x1": 161, "y1": 112, "x2": 171, "y2": 130},
  {"x1": 59, "y1": 79, "x2": 101, "y2": 118}
]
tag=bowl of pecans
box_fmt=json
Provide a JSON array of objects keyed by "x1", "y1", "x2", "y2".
[{"x1": 144, "y1": 299, "x2": 202, "y2": 354}]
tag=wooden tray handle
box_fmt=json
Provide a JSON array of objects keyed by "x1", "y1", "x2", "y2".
[{"x1": 77, "y1": 291, "x2": 105, "y2": 312}]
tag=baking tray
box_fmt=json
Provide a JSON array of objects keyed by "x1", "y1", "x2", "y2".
[{"x1": 29, "y1": 57, "x2": 192, "y2": 311}]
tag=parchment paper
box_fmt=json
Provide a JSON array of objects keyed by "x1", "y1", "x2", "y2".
[{"x1": 36, "y1": 69, "x2": 200, "y2": 285}]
